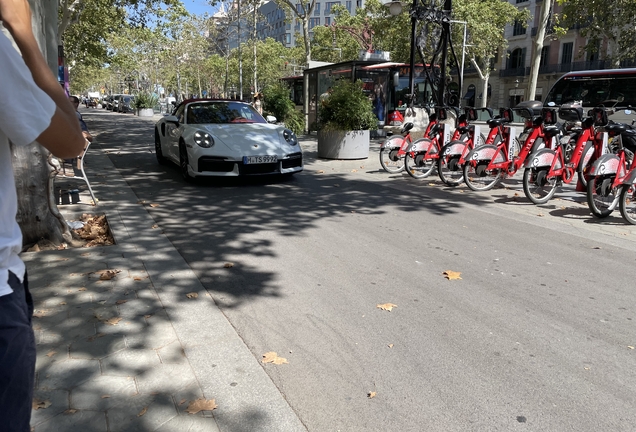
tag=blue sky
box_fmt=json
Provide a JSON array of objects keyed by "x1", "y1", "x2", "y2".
[{"x1": 183, "y1": 0, "x2": 219, "y2": 16}]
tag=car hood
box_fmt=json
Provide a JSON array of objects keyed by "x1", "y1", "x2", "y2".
[{"x1": 198, "y1": 123, "x2": 286, "y2": 152}]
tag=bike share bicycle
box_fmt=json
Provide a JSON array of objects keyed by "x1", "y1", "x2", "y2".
[
  {"x1": 522, "y1": 103, "x2": 600, "y2": 204},
  {"x1": 461, "y1": 103, "x2": 552, "y2": 191},
  {"x1": 584, "y1": 106, "x2": 636, "y2": 218}
]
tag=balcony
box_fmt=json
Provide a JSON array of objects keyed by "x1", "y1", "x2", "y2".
[
  {"x1": 499, "y1": 67, "x2": 530, "y2": 77},
  {"x1": 500, "y1": 60, "x2": 617, "y2": 77}
]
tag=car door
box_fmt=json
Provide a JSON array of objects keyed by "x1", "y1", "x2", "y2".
[{"x1": 166, "y1": 104, "x2": 186, "y2": 161}]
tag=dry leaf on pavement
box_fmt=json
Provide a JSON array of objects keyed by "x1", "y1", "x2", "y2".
[
  {"x1": 186, "y1": 292, "x2": 199, "y2": 299},
  {"x1": 443, "y1": 270, "x2": 462, "y2": 280},
  {"x1": 32, "y1": 399, "x2": 52, "y2": 410},
  {"x1": 149, "y1": 203, "x2": 160, "y2": 207},
  {"x1": 388, "y1": 344, "x2": 394, "y2": 348},
  {"x1": 262, "y1": 352, "x2": 289, "y2": 365},
  {"x1": 78, "y1": 287, "x2": 87, "y2": 291},
  {"x1": 368, "y1": 392, "x2": 377, "y2": 399},
  {"x1": 376, "y1": 303, "x2": 397, "y2": 312},
  {"x1": 224, "y1": 262, "x2": 234, "y2": 268},
  {"x1": 152, "y1": 224, "x2": 159, "y2": 229},
  {"x1": 351, "y1": 169, "x2": 357, "y2": 172},
  {"x1": 64, "y1": 409, "x2": 77, "y2": 414},
  {"x1": 46, "y1": 351, "x2": 57, "y2": 358},
  {"x1": 105, "y1": 317, "x2": 122, "y2": 326},
  {"x1": 317, "y1": 170, "x2": 325, "y2": 174},
  {"x1": 138, "y1": 407, "x2": 148, "y2": 417},
  {"x1": 116, "y1": 300, "x2": 127, "y2": 305},
  {"x1": 186, "y1": 398, "x2": 218, "y2": 414},
  {"x1": 93, "y1": 269, "x2": 121, "y2": 280},
  {"x1": 33, "y1": 309, "x2": 50, "y2": 318}
]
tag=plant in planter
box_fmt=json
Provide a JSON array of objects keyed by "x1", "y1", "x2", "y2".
[
  {"x1": 317, "y1": 79, "x2": 377, "y2": 159},
  {"x1": 132, "y1": 91, "x2": 159, "y2": 117}
]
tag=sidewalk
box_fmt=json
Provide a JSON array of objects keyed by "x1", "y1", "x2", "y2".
[{"x1": 22, "y1": 114, "x2": 307, "y2": 431}]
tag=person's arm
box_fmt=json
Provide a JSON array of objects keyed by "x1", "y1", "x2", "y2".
[{"x1": 0, "y1": 0, "x2": 84, "y2": 159}]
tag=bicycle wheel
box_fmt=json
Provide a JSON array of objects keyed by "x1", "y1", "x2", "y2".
[
  {"x1": 576, "y1": 141, "x2": 595, "y2": 188},
  {"x1": 379, "y1": 137, "x2": 406, "y2": 173},
  {"x1": 586, "y1": 175, "x2": 617, "y2": 218},
  {"x1": 522, "y1": 167, "x2": 558, "y2": 204},
  {"x1": 462, "y1": 158, "x2": 503, "y2": 191},
  {"x1": 437, "y1": 144, "x2": 464, "y2": 186},
  {"x1": 405, "y1": 151, "x2": 435, "y2": 179},
  {"x1": 619, "y1": 185, "x2": 636, "y2": 225}
]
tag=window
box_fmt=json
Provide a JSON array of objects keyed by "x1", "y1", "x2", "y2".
[
  {"x1": 346, "y1": 0, "x2": 351, "y2": 12},
  {"x1": 325, "y1": 16, "x2": 331, "y2": 25},
  {"x1": 296, "y1": 3, "x2": 302, "y2": 12},
  {"x1": 509, "y1": 48, "x2": 525, "y2": 69},
  {"x1": 315, "y1": 3, "x2": 320, "y2": 15},
  {"x1": 512, "y1": 20, "x2": 526, "y2": 36},
  {"x1": 325, "y1": 1, "x2": 340, "y2": 14},
  {"x1": 540, "y1": 46, "x2": 550, "y2": 67},
  {"x1": 561, "y1": 42, "x2": 573, "y2": 64},
  {"x1": 286, "y1": 33, "x2": 291, "y2": 44},
  {"x1": 309, "y1": 17, "x2": 320, "y2": 28},
  {"x1": 286, "y1": 22, "x2": 291, "y2": 30}
]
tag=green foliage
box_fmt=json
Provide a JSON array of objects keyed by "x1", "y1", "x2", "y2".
[
  {"x1": 260, "y1": 82, "x2": 304, "y2": 134},
  {"x1": 556, "y1": 0, "x2": 636, "y2": 64},
  {"x1": 318, "y1": 80, "x2": 377, "y2": 131},
  {"x1": 283, "y1": 108, "x2": 305, "y2": 135},
  {"x1": 132, "y1": 91, "x2": 159, "y2": 109}
]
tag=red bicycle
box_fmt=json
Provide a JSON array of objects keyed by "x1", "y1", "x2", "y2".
[
  {"x1": 522, "y1": 105, "x2": 603, "y2": 204},
  {"x1": 404, "y1": 107, "x2": 465, "y2": 180},
  {"x1": 462, "y1": 105, "x2": 555, "y2": 191}
]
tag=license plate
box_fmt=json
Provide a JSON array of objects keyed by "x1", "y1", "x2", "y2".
[{"x1": 243, "y1": 155, "x2": 277, "y2": 164}]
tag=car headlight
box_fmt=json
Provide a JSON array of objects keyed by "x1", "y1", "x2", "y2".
[
  {"x1": 194, "y1": 131, "x2": 214, "y2": 148},
  {"x1": 283, "y1": 129, "x2": 298, "y2": 146}
]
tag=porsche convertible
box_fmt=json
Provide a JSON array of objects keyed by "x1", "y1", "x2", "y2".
[{"x1": 154, "y1": 99, "x2": 303, "y2": 181}]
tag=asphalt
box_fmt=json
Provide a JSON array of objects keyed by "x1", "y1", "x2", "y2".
[
  {"x1": 23, "y1": 110, "x2": 309, "y2": 432},
  {"x1": 23, "y1": 108, "x2": 636, "y2": 431}
]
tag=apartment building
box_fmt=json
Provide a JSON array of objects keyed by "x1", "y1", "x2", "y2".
[{"x1": 463, "y1": 0, "x2": 626, "y2": 109}]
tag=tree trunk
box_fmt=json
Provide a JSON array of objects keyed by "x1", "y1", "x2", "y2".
[
  {"x1": 527, "y1": 0, "x2": 552, "y2": 100},
  {"x1": 479, "y1": 71, "x2": 490, "y2": 109},
  {"x1": 303, "y1": 18, "x2": 311, "y2": 133},
  {"x1": 238, "y1": 0, "x2": 243, "y2": 101},
  {"x1": 253, "y1": 4, "x2": 257, "y2": 96}
]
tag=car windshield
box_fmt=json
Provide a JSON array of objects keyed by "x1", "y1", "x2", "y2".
[
  {"x1": 545, "y1": 75, "x2": 636, "y2": 107},
  {"x1": 186, "y1": 102, "x2": 266, "y2": 124}
]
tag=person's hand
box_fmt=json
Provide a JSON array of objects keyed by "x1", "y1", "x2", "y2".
[{"x1": 0, "y1": 0, "x2": 33, "y2": 37}]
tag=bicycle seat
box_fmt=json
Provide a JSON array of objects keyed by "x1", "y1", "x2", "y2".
[
  {"x1": 401, "y1": 122, "x2": 414, "y2": 134},
  {"x1": 487, "y1": 118, "x2": 507, "y2": 128},
  {"x1": 606, "y1": 123, "x2": 629, "y2": 134},
  {"x1": 543, "y1": 125, "x2": 561, "y2": 138}
]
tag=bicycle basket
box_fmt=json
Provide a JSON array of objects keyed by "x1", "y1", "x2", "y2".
[
  {"x1": 436, "y1": 107, "x2": 448, "y2": 121},
  {"x1": 499, "y1": 108, "x2": 513, "y2": 122},
  {"x1": 593, "y1": 108, "x2": 608, "y2": 126},
  {"x1": 465, "y1": 107, "x2": 478, "y2": 122}
]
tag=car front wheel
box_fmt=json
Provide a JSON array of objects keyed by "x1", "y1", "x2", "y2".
[
  {"x1": 179, "y1": 142, "x2": 195, "y2": 183},
  {"x1": 155, "y1": 129, "x2": 167, "y2": 165}
]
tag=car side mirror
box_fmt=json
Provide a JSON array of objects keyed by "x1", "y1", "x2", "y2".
[
  {"x1": 266, "y1": 115, "x2": 277, "y2": 123},
  {"x1": 164, "y1": 115, "x2": 179, "y2": 126}
]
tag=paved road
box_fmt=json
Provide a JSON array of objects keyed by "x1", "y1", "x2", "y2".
[{"x1": 88, "y1": 109, "x2": 636, "y2": 432}]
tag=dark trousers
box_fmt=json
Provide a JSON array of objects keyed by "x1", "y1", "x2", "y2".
[{"x1": 0, "y1": 271, "x2": 35, "y2": 432}]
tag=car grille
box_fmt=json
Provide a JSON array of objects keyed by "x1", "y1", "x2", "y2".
[
  {"x1": 198, "y1": 157, "x2": 235, "y2": 173},
  {"x1": 282, "y1": 152, "x2": 303, "y2": 169}
]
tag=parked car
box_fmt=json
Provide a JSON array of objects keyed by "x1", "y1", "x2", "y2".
[
  {"x1": 118, "y1": 95, "x2": 135, "y2": 113},
  {"x1": 154, "y1": 99, "x2": 303, "y2": 181}
]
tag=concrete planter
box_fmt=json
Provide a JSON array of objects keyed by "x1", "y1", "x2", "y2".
[
  {"x1": 137, "y1": 108, "x2": 154, "y2": 117},
  {"x1": 317, "y1": 129, "x2": 370, "y2": 160}
]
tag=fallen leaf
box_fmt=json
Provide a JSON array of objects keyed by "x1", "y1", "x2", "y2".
[
  {"x1": 33, "y1": 309, "x2": 50, "y2": 318},
  {"x1": 81, "y1": 253, "x2": 91, "y2": 257},
  {"x1": 144, "y1": 314, "x2": 153, "y2": 319},
  {"x1": 116, "y1": 300, "x2": 127, "y2": 305},
  {"x1": 537, "y1": 213, "x2": 545, "y2": 217},
  {"x1": 443, "y1": 270, "x2": 462, "y2": 280},
  {"x1": 138, "y1": 407, "x2": 148, "y2": 417},
  {"x1": 186, "y1": 292, "x2": 199, "y2": 299},
  {"x1": 78, "y1": 287, "x2": 87, "y2": 291},
  {"x1": 32, "y1": 399, "x2": 52, "y2": 410},
  {"x1": 149, "y1": 203, "x2": 160, "y2": 207},
  {"x1": 317, "y1": 170, "x2": 324, "y2": 174},
  {"x1": 87, "y1": 333, "x2": 105, "y2": 342},
  {"x1": 388, "y1": 344, "x2": 394, "y2": 348},
  {"x1": 514, "y1": 193, "x2": 519, "y2": 197},
  {"x1": 628, "y1": 346, "x2": 635, "y2": 350},
  {"x1": 179, "y1": 398, "x2": 187, "y2": 405},
  {"x1": 368, "y1": 392, "x2": 377, "y2": 399},
  {"x1": 224, "y1": 262, "x2": 234, "y2": 268},
  {"x1": 186, "y1": 398, "x2": 218, "y2": 414},
  {"x1": 428, "y1": 183, "x2": 436, "y2": 186},
  {"x1": 376, "y1": 303, "x2": 397, "y2": 311},
  {"x1": 101, "y1": 395, "x2": 110, "y2": 399},
  {"x1": 64, "y1": 409, "x2": 77, "y2": 414},
  {"x1": 151, "y1": 224, "x2": 158, "y2": 229},
  {"x1": 262, "y1": 352, "x2": 289, "y2": 365},
  {"x1": 59, "y1": 301, "x2": 66, "y2": 305},
  {"x1": 105, "y1": 317, "x2": 122, "y2": 326},
  {"x1": 351, "y1": 169, "x2": 357, "y2": 172},
  {"x1": 46, "y1": 351, "x2": 57, "y2": 358},
  {"x1": 94, "y1": 269, "x2": 121, "y2": 280},
  {"x1": 27, "y1": 244, "x2": 40, "y2": 252},
  {"x1": 137, "y1": 200, "x2": 146, "y2": 204}
]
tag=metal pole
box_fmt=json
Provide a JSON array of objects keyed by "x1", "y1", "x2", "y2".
[
  {"x1": 438, "y1": 0, "x2": 452, "y2": 104},
  {"x1": 408, "y1": 0, "x2": 418, "y2": 107}
]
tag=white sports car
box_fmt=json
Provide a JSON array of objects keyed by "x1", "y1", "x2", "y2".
[{"x1": 154, "y1": 99, "x2": 303, "y2": 181}]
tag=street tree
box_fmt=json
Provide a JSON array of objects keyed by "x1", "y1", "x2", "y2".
[
  {"x1": 555, "y1": 0, "x2": 636, "y2": 67},
  {"x1": 453, "y1": 0, "x2": 528, "y2": 108},
  {"x1": 526, "y1": 0, "x2": 553, "y2": 101}
]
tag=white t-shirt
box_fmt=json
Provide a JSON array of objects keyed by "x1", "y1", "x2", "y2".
[{"x1": 0, "y1": 32, "x2": 56, "y2": 296}]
